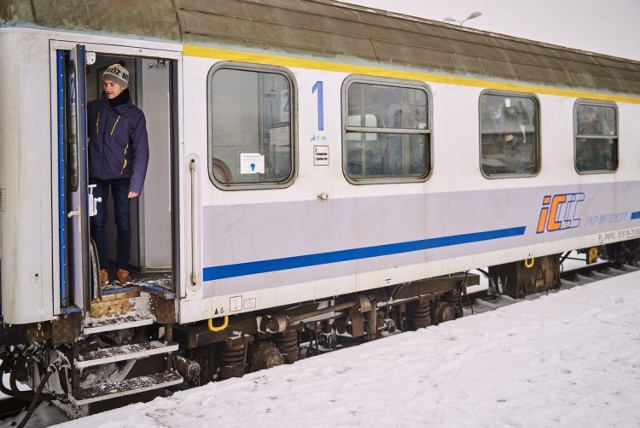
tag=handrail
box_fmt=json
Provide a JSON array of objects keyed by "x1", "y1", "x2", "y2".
[
  {"x1": 189, "y1": 159, "x2": 197, "y2": 285},
  {"x1": 208, "y1": 316, "x2": 229, "y2": 332}
]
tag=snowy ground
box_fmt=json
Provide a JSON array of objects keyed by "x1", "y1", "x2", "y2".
[{"x1": 3, "y1": 268, "x2": 640, "y2": 427}]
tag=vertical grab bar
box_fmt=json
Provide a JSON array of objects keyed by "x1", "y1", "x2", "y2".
[
  {"x1": 189, "y1": 158, "x2": 197, "y2": 285},
  {"x1": 88, "y1": 184, "x2": 102, "y2": 301}
]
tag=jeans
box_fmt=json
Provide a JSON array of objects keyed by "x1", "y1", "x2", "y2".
[{"x1": 90, "y1": 178, "x2": 132, "y2": 270}]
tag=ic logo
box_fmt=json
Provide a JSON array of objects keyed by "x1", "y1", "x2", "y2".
[{"x1": 536, "y1": 193, "x2": 585, "y2": 233}]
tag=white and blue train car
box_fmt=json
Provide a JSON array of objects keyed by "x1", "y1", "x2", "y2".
[{"x1": 1, "y1": 0, "x2": 640, "y2": 414}]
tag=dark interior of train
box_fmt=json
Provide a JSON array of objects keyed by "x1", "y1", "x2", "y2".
[{"x1": 86, "y1": 53, "x2": 174, "y2": 291}]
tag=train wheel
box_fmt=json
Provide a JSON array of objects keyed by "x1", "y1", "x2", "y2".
[
  {"x1": 248, "y1": 340, "x2": 284, "y2": 372},
  {"x1": 432, "y1": 301, "x2": 456, "y2": 325}
]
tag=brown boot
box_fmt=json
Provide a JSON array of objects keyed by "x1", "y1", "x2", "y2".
[
  {"x1": 100, "y1": 269, "x2": 109, "y2": 287},
  {"x1": 117, "y1": 268, "x2": 132, "y2": 284}
]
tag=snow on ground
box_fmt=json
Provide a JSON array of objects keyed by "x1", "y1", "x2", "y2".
[{"x1": 4, "y1": 269, "x2": 640, "y2": 427}]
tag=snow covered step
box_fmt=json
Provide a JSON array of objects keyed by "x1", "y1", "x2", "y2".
[
  {"x1": 82, "y1": 314, "x2": 154, "y2": 335},
  {"x1": 89, "y1": 289, "x2": 142, "y2": 319},
  {"x1": 75, "y1": 341, "x2": 179, "y2": 369},
  {"x1": 70, "y1": 371, "x2": 183, "y2": 405}
]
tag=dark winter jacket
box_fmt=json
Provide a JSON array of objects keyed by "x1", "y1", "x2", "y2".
[{"x1": 87, "y1": 91, "x2": 149, "y2": 194}]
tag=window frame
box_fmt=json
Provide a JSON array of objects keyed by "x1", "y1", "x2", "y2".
[
  {"x1": 573, "y1": 99, "x2": 618, "y2": 174},
  {"x1": 341, "y1": 75, "x2": 432, "y2": 185},
  {"x1": 479, "y1": 90, "x2": 540, "y2": 179},
  {"x1": 206, "y1": 62, "x2": 297, "y2": 190}
]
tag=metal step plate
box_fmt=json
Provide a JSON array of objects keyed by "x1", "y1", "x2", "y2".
[
  {"x1": 75, "y1": 341, "x2": 179, "y2": 369},
  {"x1": 70, "y1": 371, "x2": 183, "y2": 405},
  {"x1": 82, "y1": 314, "x2": 154, "y2": 335}
]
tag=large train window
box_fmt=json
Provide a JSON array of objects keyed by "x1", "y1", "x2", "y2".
[
  {"x1": 479, "y1": 92, "x2": 539, "y2": 177},
  {"x1": 207, "y1": 64, "x2": 296, "y2": 188},
  {"x1": 342, "y1": 76, "x2": 431, "y2": 183},
  {"x1": 574, "y1": 101, "x2": 618, "y2": 173}
]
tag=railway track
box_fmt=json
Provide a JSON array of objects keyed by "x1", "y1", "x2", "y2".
[{"x1": 463, "y1": 261, "x2": 640, "y2": 315}]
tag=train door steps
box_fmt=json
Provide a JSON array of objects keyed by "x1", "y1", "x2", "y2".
[
  {"x1": 82, "y1": 314, "x2": 154, "y2": 335},
  {"x1": 69, "y1": 371, "x2": 183, "y2": 405},
  {"x1": 75, "y1": 341, "x2": 179, "y2": 369}
]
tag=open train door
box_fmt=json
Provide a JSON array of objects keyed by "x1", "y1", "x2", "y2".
[
  {"x1": 56, "y1": 43, "x2": 180, "y2": 318},
  {"x1": 58, "y1": 45, "x2": 92, "y2": 312}
]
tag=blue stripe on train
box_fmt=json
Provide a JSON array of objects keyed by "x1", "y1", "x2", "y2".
[{"x1": 203, "y1": 226, "x2": 527, "y2": 281}]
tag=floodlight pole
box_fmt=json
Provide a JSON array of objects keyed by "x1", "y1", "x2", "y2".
[{"x1": 443, "y1": 11, "x2": 482, "y2": 26}]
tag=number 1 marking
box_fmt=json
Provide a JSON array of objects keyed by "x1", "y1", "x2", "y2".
[{"x1": 312, "y1": 81, "x2": 324, "y2": 131}]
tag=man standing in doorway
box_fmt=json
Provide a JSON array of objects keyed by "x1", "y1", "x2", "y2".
[{"x1": 88, "y1": 62, "x2": 149, "y2": 286}]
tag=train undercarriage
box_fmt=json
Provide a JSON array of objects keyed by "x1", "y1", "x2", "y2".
[{"x1": 1, "y1": 240, "x2": 639, "y2": 421}]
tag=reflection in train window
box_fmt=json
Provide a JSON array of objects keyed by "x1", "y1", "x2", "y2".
[
  {"x1": 479, "y1": 92, "x2": 539, "y2": 177},
  {"x1": 574, "y1": 101, "x2": 618, "y2": 173},
  {"x1": 207, "y1": 64, "x2": 295, "y2": 188},
  {"x1": 343, "y1": 77, "x2": 431, "y2": 183}
]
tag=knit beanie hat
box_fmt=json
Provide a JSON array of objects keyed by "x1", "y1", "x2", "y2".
[{"x1": 102, "y1": 64, "x2": 129, "y2": 89}]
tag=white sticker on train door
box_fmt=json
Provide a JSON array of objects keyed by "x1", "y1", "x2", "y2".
[{"x1": 240, "y1": 153, "x2": 265, "y2": 174}]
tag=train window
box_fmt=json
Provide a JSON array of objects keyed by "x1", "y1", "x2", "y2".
[
  {"x1": 66, "y1": 58, "x2": 79, "y2": 191},
  {"x1": 342, "y1": 77, "x2": 430, "y2": 183},
  {"x1": 574, "y1": 101, "x2": 618, "y2": 173},
  {"x1": 479, "y1": 92, "x2": 539, "y2": 177},
  {"x1": 207, "y1": 64, "x2": 295, "y2": 188}
]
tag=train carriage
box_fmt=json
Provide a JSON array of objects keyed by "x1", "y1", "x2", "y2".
[{"x1": 1, "y1": 0, "x2": 640, "y2": 417}]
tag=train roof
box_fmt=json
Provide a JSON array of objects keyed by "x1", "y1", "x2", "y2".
[{"x1": 2, "y1": 0, "x2": 640, "y2": 96}]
